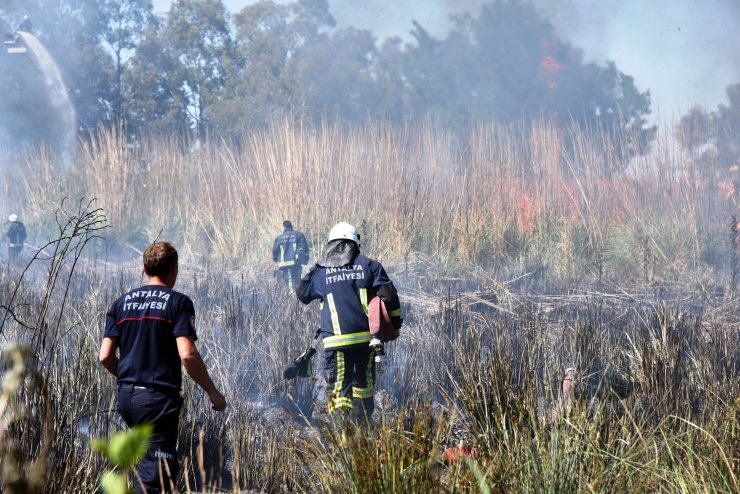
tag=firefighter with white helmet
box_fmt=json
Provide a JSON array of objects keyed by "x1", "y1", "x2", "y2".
[
  {"x1": 5, "y1": 214, "x2": 26, "y2": 263},
  {"x1": 18, "y1": 15, "x2": 32, "y2": 33},
  {"x1": 327, "y1": 222, "x2": 359, "y2": 243},
  {"x1": 296, "y1": 222, "x2": 402, "y2": 425}
]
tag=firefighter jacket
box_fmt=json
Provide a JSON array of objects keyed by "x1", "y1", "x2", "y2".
[
  {"x1": 6, "y1": 221, "x2": 26, "y2": 248},
  {"x1": 272, "y1": 227, "x2": 309, "y2": 268},
  {"x1": 297, "y1": 246, "x2": 402, "y2": 350}
]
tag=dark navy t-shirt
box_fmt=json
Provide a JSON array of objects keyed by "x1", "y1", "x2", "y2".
[{"x1": 104, "y1": 285, "x2": 197, "y2": 391}]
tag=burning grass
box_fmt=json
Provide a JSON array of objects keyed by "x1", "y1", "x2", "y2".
[
  {"x1": 1, "y1": 120, "x2": 739, "y2": 492},
  {"x1": 4, "y1": 118, "x2": 732, "y2": 284}
]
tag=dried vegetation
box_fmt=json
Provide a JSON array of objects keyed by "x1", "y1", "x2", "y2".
[{"x1": 1, "y1": 120, "x2": 738, "y2": 493}]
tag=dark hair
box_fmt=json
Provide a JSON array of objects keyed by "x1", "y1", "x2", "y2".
[
  {"x1": 283, "y1": 220, "x2": 293, "y2": 229},
  {"x1": 143, "y1": 242, "x2": 178, "y2": 277}
]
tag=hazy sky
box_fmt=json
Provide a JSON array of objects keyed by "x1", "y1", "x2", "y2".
[{"x1": 152, "y1": 0, "x2": 740, "y2": 122}]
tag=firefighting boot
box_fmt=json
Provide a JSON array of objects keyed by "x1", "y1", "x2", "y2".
[{"x1": 329, "y1": 408, "x2": 351, "y2": 447}]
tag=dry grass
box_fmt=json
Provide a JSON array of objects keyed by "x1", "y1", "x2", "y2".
[
  {"x1": 0, "y1": 119, "x2": 738, "y2": 492},
  {"x1": 8, "y1": 117, "x2": 728, "y2": 284}
]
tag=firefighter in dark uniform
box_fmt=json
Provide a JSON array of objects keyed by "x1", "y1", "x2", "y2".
[
  {"x1": 272, "y1": 220, "x2": 309, "y2": 290},
  {"x1": 5, "y1": 214, "x2": 26, "y2": 263},
  {"x1": 297, "y1": 222, "x2": 402, "y2": 422},
  {"x1": 18, "y1": 15, "x2": 32, "y2": 33},
  {"x1": 98, "y1": 242, "x2": 227, "y2": 493}
]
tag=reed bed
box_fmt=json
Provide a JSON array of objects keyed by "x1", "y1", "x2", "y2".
[
  {"x1": 6, "y1": 117, "x2": 730, "y2": 285},
  {"x1": 0, "y1": 119, "x2": 738, "y2": 493}
]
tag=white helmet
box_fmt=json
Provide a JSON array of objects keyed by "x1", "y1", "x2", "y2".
[
  {"x1": 8, "y1": 214, "x2": 18, "y2": 222},
  {"x1": 328, "y1": 222, "x2": 360, "y2": 243}
]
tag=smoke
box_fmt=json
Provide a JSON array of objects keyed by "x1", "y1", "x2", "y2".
[
  {"x1": 324, "y1": 0, "x2": 740, "y2": 119},
  {"x1": 18, "y1": 32, "x2": 77, "y2": 165},
  {"x1": 529, "y1": 0, "x2": 740, "y2": 118},
  {"x1": 149, "y1": 0, "x2": 740, "y2": 120},
  {"x1": 59, "y1": 0, "x2": 740, "y2": 124}
]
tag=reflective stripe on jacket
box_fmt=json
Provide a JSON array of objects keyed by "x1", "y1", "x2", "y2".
[{"x1": 297, "y1": 254, "x2": 400, "y2": 350}]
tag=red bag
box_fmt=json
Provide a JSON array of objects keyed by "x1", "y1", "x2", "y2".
[{"x1": 368, "y1": 296, "x2": 399, "y2": 343}]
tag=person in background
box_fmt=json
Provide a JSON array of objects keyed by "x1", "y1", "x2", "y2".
[
  {"x1": 272, "y1": 220, "x2": 309, "y2": 290},
  {"x1": 5, "y1": 214, "x2": 26, "y2": 264},
  {"x1": 98, "y1": 241, "x2": 227, "y2": 493},
  {"x1": 297, "y1": 222, "x2": 402, "y2": 426},
  {"x1": 18, "y1": 15, "x2": 32, "y2": 33}
]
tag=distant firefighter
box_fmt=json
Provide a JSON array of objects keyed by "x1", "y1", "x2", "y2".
[
  {"x1": 272, "y1": 220, "x2": 309, "y2": 290},
  {"x1": 5, "y1": 214, "x2": 27, "y2": 263},
  {"x1": 18, "y1": 15, "x2": 32, "y2": 33}
]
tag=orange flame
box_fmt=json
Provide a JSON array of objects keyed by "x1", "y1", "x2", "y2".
[{"x1": 540, "y1": 55, "x2": 564, "y2": 89}]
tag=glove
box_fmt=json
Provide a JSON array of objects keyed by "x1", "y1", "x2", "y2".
[
  {"x1": 283, "y1": 347, "x2": 317, "y2": 379},
  {"x1": 282, "y1": 362, "x2": 299, "y2": 380},
  {"x1": 392, "y1": 317, "x2": 403, "y2": 331}
]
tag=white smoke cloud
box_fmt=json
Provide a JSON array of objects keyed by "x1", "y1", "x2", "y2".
[
  {"x1": 154, "y1": 0, "x2": 740, "y2": 119},
  {"x1": 327, "y1": 0, "x2": 740, "y2": 120},
  {"x1": 529, "y1": 0, "x2": 740, "y2": 119}
]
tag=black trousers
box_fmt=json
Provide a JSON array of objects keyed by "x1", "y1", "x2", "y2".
[
  {"x1": 8, "y1": 246, "x2": 22, "y2": 263},
  {"x1": 117, "y1": 385, "x2": 183, "y2": 494}
]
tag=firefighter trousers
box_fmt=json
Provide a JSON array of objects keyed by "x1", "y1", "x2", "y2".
[
  {"x1": 323, "y1": 345, "x2": 375, "y2": 420},
  {"x1": 117, "y1": 384, "x2": 183, "y2": 494},
  {"x1": 278, "y1": 265, "x2": 302, "y2": 290}
]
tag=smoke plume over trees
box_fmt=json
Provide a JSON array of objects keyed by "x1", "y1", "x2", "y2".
[
  {"x1": 677, "y1": 83, "x2": 740, "y2": 172},
  {"x1": 6, "y1": 0, "x2": 735, "y2": 164}
]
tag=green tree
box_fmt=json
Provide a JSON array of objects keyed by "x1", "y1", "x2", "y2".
[
  {"x1": 165, "y1": 0, "x2": 235, "y2": 140},
  {"x1": 30, "y1": 0, "x2": 112, "y2": 128},
  {"x1": 678, "y1": 83, "x2": 740, "y2": 173},
  {"x1": 370, "y1": 36, "x2": 409, "y2": 123},
  {"x1": 401, "y1": 19, "x2": 482, "y2": 125},
  {"x1": 0, "y1": 37, "x2": 62, "y2": 151},
  {"x1": 0, "y1": 0, "x2": 113, "y2": 148},
  {"x1": 287, "y1": 27, "x2": 379, "y2": 123},
  {"x1": 100, "y1": 0, "x2": 154, "y2": 122},
  {"x1": 221, "y1": 0, "x2": 335, "y2": 131},
  {"x1": 125, "y1": 23, "x2": 190, "y2": 134},
  {"x1": 714, "y1": 83, "x2": 740, "y2": 168},
  {"x1": 398, "y1": 0, "x2": 656, "y2": 163}
]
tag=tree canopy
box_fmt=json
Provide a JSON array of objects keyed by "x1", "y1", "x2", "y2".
[
  {"x1": 677, "y1": 83, "x2": 740, "y2": 175},
  {"x1": 1, "y1": 0, "x2": 662, "y2": 160}
]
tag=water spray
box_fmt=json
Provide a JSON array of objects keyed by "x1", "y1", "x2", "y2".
[{"x1": 15, "y1": 32, "x2": 77, "y2": 166}]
